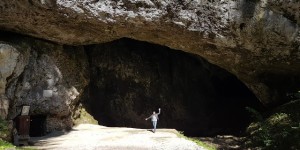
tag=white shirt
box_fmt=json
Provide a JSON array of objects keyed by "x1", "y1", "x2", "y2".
[{"x1": 147, "y1": 109, "x2": 161, "y2": 122}]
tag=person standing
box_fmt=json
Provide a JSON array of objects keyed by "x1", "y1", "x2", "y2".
[{"x1": 145, "y1": 108, "x2": 161, "y2": 133}]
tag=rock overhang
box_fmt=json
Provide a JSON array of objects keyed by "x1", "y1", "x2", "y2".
[{"x1": 0, "y1": 0, "x2": 300, "y2": 105}]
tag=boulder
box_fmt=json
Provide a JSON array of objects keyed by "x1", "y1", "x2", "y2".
[{"x1": 0, "y1": 35, "x2": 89, "y2": 132}]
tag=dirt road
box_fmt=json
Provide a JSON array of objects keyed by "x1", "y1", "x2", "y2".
[{"x1": 30, "y1": 124, "x2": 205, "y2": 150}]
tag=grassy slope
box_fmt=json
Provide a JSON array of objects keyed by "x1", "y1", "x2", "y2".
[
  {"x1": 176, "y1": 131, "x2": 217, "y2": 150},
  {"x1": 246, "y1": 99, "x2": 300, "y2": 150},
  {"x1": 73, "y1": 108, "x2": 98, "y2": 126}
]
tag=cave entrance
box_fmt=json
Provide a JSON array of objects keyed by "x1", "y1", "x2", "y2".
[
  {"x1": 29, "y1": 115, "x2": 46, "y2": 137},
  {"x1": 83, "y1": 38, "x2": 264, "y2": 137}
]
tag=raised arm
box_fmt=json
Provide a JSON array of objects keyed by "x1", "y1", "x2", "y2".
[{"x1": 157, "y1": 108, "x2": 161, "y2": 115}]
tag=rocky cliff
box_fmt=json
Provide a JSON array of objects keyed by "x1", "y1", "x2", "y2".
[
  {"x1": 0, "y1": 33, "x2": 89, "y2": 131},
  {"x1": 0, "y1": 0, "x2": 299, "y2": 106},
  {"x1": 0, "y1": 34, "x2": 263, "y2": 135},
  {"x1": 0, "y1": 0, "x2": 299, "y2": 135}
]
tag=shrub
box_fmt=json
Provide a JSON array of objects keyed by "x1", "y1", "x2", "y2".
[{"x1": 246, "y1": 100, "x2": 300, "y2": 150}]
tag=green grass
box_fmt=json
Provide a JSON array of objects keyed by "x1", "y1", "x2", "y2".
[
  {"x1": 188, "y1": 137, "x2": 216, "y2": 150},
  {"x1": 0, "y1": 139, "x2": 36, "y2": 150},
  {"x1": 176, "y1": 131, "x2": 216, "y2": 150},
  {"x1": 0, "y1": 139, "x2": 15, "y2": 149}
]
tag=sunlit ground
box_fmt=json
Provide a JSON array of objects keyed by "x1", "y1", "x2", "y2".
[{"x1": 29, "y1": 124, "x2": 204, "y2": 150}]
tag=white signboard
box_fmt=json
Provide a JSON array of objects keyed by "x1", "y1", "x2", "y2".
[
  {"x1": 43, "y1": 90, "x2": 53, "y2": 98},
  {"x1": 21, "y1": 106, "x2": 30, "y2": 116}
]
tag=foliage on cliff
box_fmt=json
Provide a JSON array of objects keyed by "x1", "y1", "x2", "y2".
[
  {"x1": 0, "y1": 118, "x2": 10, "y2": 141},
  {"x1": 73, "y1": 107, "x2": 98, "y2": 125},
  {"x1": 246, "y1": 99, "x2": 300, "y2": 150}
]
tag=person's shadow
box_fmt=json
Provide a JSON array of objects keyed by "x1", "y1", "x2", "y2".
[{"x1": 147, "y1": 129, "x2": 155, "y2": 133}]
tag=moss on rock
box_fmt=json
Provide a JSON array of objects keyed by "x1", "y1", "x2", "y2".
[{"x1": 73, "y1": 107, "x2": 98, "y2": 125}]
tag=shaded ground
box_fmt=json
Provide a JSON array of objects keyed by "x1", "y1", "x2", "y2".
[
  {"x1": 29, "y1": 124, "x2": 205, "y2": 150},
  {"x1": 197, "y1": 135, "x2": 246, "y2": 150}
]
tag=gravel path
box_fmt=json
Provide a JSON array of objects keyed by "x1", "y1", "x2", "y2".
[{"x1": 30, "y1": 124, "x2": 206, "y2": 150}]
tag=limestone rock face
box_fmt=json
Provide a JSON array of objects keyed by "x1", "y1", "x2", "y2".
[
  {"x1": 0, "y1": 43, "x2": 27, "y2": 119},
  {"x1": 0, "y1": 0, "x2": 299, "y2": 105},
  {"x1": 0, "y1": 34, "x2": 263, "y2": 135},
  {"x1": 0, "y1": 44, "x2": 19, "y2": 94},
  {"x1": 0, "y1": 35, "x2": 89, "y2": 132}
]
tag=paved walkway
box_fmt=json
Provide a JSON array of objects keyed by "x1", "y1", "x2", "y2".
[{"x1": 30, "y1": 124, "x2": 205, "y2": 150}]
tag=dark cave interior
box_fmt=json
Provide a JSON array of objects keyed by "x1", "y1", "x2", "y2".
[
  {"x1": 29, "y1": 115, "x2": 46, "y2": 137},
  {"x1": 82, "y1": 38, "x2": 264, "y2": 137}
]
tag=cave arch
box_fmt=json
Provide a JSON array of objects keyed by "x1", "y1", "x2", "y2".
[{"x1": 82, "y1": 38, "x2": 264, "y2": 136}]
